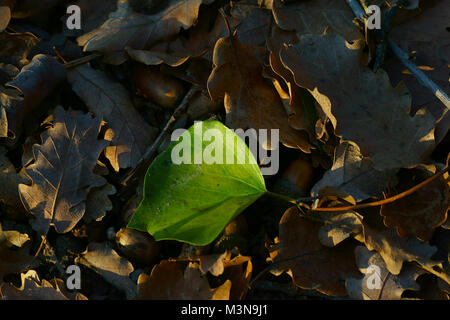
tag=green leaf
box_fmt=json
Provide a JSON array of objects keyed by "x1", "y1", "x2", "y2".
[{"x1": 128, "y1": 121, "x2": 267, "y2": 245}]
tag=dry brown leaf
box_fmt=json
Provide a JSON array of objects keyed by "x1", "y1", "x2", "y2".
[
  {"x1": 280, "y1": 32, "x2": 435, "y2": 170},
  {"x1": 0, "y1": 32, "x2": 39, "y2": 68},
  {"x1": 0, "y1": 270, "x2": 87, "y2": 300},
  {"x1": 137, "y1": 260, "x2": 231, "y2": 300},
  {"x1": 0, "y1": 147, "x2": 29, "y2": 208},
  {"x1": 0, "y1": 224, "x2": 34, "y2": 282},
  {"x1": 84, "y1": 183, "x2": 116, "y2": 223},
  {"x1": 271, "y1": 0, "x2": 361, "y2": 41},
  {"x1": 73, "y1": 0, "x2": 117, "y2": 34},
  {"x1": 18, "y1": 106, "x2": 108, "y2": 235},
  {"x1": 380, "y1": 165, "x2": 449, "y2": 241},
  {"x1": 311, "y1": 141, "x2": 389, "y2": 202},
  {"x1": 75, "y1": 242, "x2": 136, "y2": 299},
  {"x1": 385, "y1": 0, "x2": 449, "y2": 143},
  {"x1": 67, "y1": 64, "x2": 158, "y2": 171},
  {"x1": 346, "y1": 246, "x2": 425, "y2": 300},
  {"x1": 77, "y1": 0, "x2": 215, "y2": 64},
  {"x1": 1, "y1": 54, "x2": 66, "y2": 140},
  {"x1": 207, "y1": 33, "x2": 313, "y2": 152},
  {"x1": 357, "y1": 209, "x2": 441, "y2": 275},
  {"x1": 268, "y1": 207, "x2": 359, "y2": 296},
  {"x1": 318, "y1": 211, "x2": 363, "y2": 247}
]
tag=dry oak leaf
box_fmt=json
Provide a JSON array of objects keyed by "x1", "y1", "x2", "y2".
[
  {"x1": 271, "y1": 0, "x2": 361, "y2": 41},
  {"x1": 75, "y1": 242, "x2": 136, "y2": 299},
  {"x1": 311, "y1": 141, "x2": 389, "y2": 202},
  {"x1": 380, "y1": 165, "x2": 449, "y2": 242},
  {"x1": 137, "y1": 260, "x2": 231, "y2": 300},
  {"x1": 0, "y1": 224, "x2": 34, "y2": 282},
  {"x1": 0, "y1": 31, "x2": 39, "y2": 69},
  {"x1": 0, "y1": 147, "x2": 29, "y2": 208},
  {"x1": 1, "y1": 54, "x2": 66, "y2": 140},
  {"x1": 384, "y1": 0, "x2": 449, "y2": 143},
  {"x1": 67, "y1": 64, "x2": 158, "y2": 171},
  {"x1": 207, "y1": 33, "x2": 313, "y2": 152},
  {"x1": 18, "y1": 106, "x2": 108, "y2": 235},
  {"x1": 280, "y1": 32, "x2": 435, "y2": 170},
  {"x1": 187, "y1": 251, "x2": 253, "y2": 300},
  {"x1": 84, "y1": 182, "x2": 116, "y2": 223},
  {"x1": 268, "y1": 207, "x2": 359, "y2": 296},
  {"x1": 0, "y1": 270, "x2": 86, "y2": 300},
  {"x1": 77, "y1": 0, "x2": 215, "y2": 65},
  {"x1": 345, "y1": 246, "x2": 425, "y2": 300},
  {"x1": 356, "y1": 209, "x2": 441, "y2": 276}
]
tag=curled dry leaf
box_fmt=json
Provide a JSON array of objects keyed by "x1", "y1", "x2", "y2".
[
  {"x1": 1, "y1": 54, "x2": 66, "y2": 140},
  {"x1": 207, "y1": 33, "x2": 313, "y2": 152},
  {"x1": 0, "y1": 224, "x2": 34, "y2": 282},
  {"x1": 84, "y1": 183, "x2": 116, "y2": 223},
  {"x1": 137, "y1": 260, "x2": 231, "y2": 300},
  {"x1": 67, "y1": 64, "x2": 158, "y2": 171},
  {"x1": 380, "y1": 165, "x2": 449, "y2": 241},
  {"x1": 77, "y1": 0, "x2": 215, "y2": 64},
  {"x1": 311, "y1": 141, "x2": 389, "y2": 202},
  {"x1": 271, "y1": 0, "x2": 361, "y2": 41},
  {"x1": 280, "y1": 32, "x2": 436, "y2": 170},
  {"x1": 18, "y1": 106, "x2": 108, "y2": 235},
  {"x1": 0, "y1": 32, "x2": 39, "y2": 69},
  {"x1": 268, "y1": 207, "x2": 359, "y2": 296},
  {"x1": 75, "y1": 242, "x2": 136, "y2": 299},
  {"x1": 0, "y1": 270, "x2": 87, "y2": 300},
  {"x1": 345, "y1": 246, "x2": 425, "y2": 300}
]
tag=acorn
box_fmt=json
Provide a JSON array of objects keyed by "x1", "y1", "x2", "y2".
[
  {"x1": 186, "y1": 91, "x2": 223, "y2": 120},
  {"x1": 134, "y1": 66, "x2": 186, "y2": 109},
  {"x1": 115, "y1": 228, "x2": 161, "y2": 266},
  {"x1": 121, "y1": 194, "x2": 141, "y2": 225},
  {"x1": 272, "y1": 158, "x2": 315, "y2": 199}
]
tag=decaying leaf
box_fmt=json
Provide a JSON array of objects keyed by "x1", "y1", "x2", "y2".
[
  {"x1": 268, "y1": 207, "x2": 359, "y2": 296},
  {"x1": 318, "y1": 210, "x2": 363, "y2": 247},
  {"x1": 67, "y1": 64, "x2": 158, "y2": 171},
  {"x1": 385, "y1": 0, "x2": 450, "y2": 143},
  {"x1": 18, "y1": 106, "x2": 108, "y2": 235},
  {"x1": 208, "y1": 33, "x2": 313, "y2": 152},
  {"x1": 311, "y1": 141, "x2": 389, "y2": 202},
  {"x1": 356, "y1": 209, "x2": 441, "y2": 275},
  {"x1": 0, "y1": 270, "x2": 87, "y2": 300},
  {"x1": 280, "y1": 32, "x2": 435, "y2": 170},
  {"x1": 381, "y1": 165, "x2": 449, "y2": 241},
  {"x1": 271, "y1": 0, "x2": 361, "y2": 41},
  {"x1": 0, "y1": 147, "x2": 29, "y2": 208},
  {"x1": 75, "y1": 242, "x2": 136, "y2": 299},
  {"x1": 77, "y1": 0, "x2": 215, "y2": 64},
  {"x1": 84, "y1": 183, "x2": 116, "y2": 223},
  {"x1": 137, "y1": 260, "x2": 231, "y2": 300},
  {"x1": 346, "y1": 246, "x2": 425, "y2": 300},
  {"x1": 0, "y1": 32, "x2": 39, "y2": 68},
  {"x1": 1, "y1": 54, "x2": 66, "y2": 140},
  {"x1": 0, "y1": 224, "x2": 34, "y2": 282}
]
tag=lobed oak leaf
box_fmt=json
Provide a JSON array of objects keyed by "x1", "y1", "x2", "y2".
[
  {"x1": 268, "y1": 207, "x2": 359, "y2": 296},
  {"x1": 67, "y1": 64, "x2": 158, "y2": 171},
  {"x1": 207, "y1": 33, "x2": 313, "y2": 153},
  {"x1": 280, "y1": 32, "x2": 436, "y2": 170},
  {"x1": 346, "y1": 246, "x2": 425, "y2": 300},
  {"x1": 84, "y1": 183, "x2": 116, "y2": 223},
  {"x1": 137, "y1": 260, "x2": 231, "y2": 300},
  {"x1": 18, "y1": 106, "x2": 108, "y2": 235}
]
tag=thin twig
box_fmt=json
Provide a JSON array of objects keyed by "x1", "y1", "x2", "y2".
[
  {"x1": 121, "y1": 86, "x2": 201, "y2": 187},
  {"x1": 310, "y1": 164, "x2": 449, "y2": 212},
  {"x1": 345, "y1": 0, "x2": 450, "y2": 111}
]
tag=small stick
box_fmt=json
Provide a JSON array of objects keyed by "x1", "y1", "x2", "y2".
[
  {"x1": 345, "y1": 0, "x2": 450, "y2": 111},
  {"x1": 53, "y1": 46, "x2": 102, "y2": 69},
  {"x1": 121, "y1": 86, "x2": 201, "y2": 187}
]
